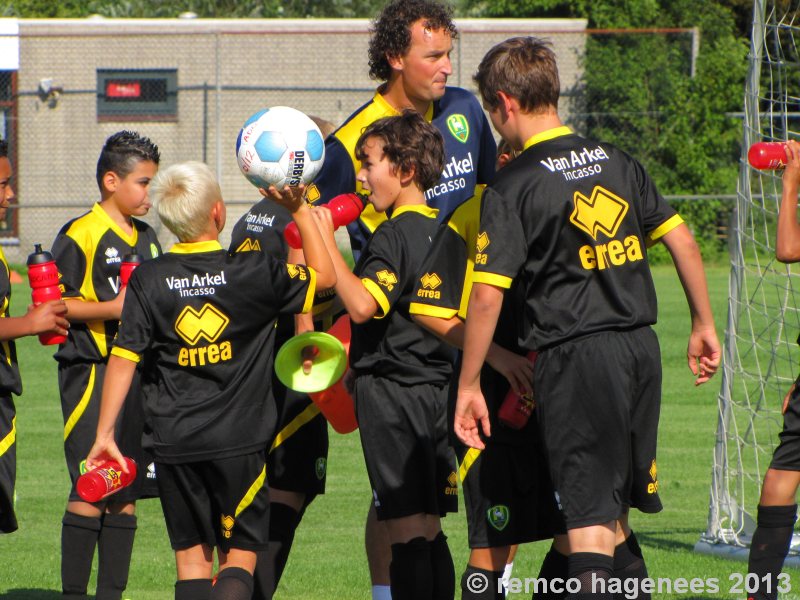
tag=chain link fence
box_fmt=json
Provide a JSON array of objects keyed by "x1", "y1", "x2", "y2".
[{"x1": 0, "y1": 18, "x2": 729, "y2": 265}]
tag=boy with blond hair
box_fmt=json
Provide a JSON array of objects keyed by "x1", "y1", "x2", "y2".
[{"x1": 86, "y1": 161, "x2": 335, "y2": 600}]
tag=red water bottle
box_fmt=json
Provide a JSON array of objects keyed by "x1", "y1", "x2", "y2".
[
  {"x1": 284, "y1": 193, "x2": 364, "y2": 249},
  {"x1": 748, "y1": 142, "x2": 788, "y2": 170},
  {"x1": 119, "y1": 248, "x2": 143, "y2": 287},
  {"x1": 26, "y1": 243, "x2": 67, "y2": 345},
  {"x1": 76, "y1": 457, "x2": 137, "y2": 503},
  {"x1": 497, "y1": 351, "x2": 538, "y2": 430}
]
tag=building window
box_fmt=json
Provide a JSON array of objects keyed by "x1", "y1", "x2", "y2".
[{"x1": 97, "y1": 69, "x2": 177, "y2": 121}]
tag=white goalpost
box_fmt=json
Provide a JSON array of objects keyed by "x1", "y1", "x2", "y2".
[{"x1": 695, "y1": 0, "x2": 800, "y2": 564}]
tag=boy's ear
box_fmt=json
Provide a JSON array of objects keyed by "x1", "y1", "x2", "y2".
[
  {"x1": 102, "y1": 171, "x2": 120, "y2": 193},
  {"x1": 211, "y1": 199, "x2": 226, "y2": 233},
  {"x1": 496, "y1": 90, "x2": 517, "y2": 120},
  {"x1": 398, "y1": 164, "x2": 417, "y2": 188}
]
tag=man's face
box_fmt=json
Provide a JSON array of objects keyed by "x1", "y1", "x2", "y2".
[{"x1": 391, "y1": 20, "x2": 453, "y2": 104}]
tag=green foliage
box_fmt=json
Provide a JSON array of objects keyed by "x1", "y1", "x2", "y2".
[{"x1": 0, "y1": 0, "x2": 386, "y2": 18}]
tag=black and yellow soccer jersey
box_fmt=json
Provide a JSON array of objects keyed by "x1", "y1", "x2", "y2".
[
  {"x1": 473, "y1": 127, "x2": 683, "y2": 351},
  {"x1": 0, "y1": 248, "x2": 20, "y2": 396},
  {"x1": 111, "y1": 240, "x2": 317, "y2": 463},
  {"x1": 51, "y1": 203, "x2": 161, "y2": 363},
  {"x1": 409, "y1": 187, "x2": 531, "y2": 444},
  {"x1": 350, "y1": 205, "x2": 453, "y2": 386},
  {"x1": 307, "y1": 87, "x2": 496, "y2": 257},
  {"x1": 228, "y1": 197, "x2": 335, "y2": 326}
]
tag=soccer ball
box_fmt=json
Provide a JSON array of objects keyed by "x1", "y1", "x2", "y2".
[{"x1": 236, "y1": 106, "x2": 325, "y2": 190}]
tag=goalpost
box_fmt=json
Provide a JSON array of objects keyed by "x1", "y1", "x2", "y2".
[{"x1": 695, "y1": 0, "x2": 800, "y2": 564}]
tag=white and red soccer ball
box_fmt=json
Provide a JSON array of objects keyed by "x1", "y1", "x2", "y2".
[{"x1": 236, "y1": 106, "x2": 325, "y2": 189}]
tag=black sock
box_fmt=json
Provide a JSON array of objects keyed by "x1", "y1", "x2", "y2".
[
  {"x1": 613, "y1": 532, "x2": 649, "y2": 600},
  {"x1": 211, "y1": 567, "x2": 253, "y2": 600},
  {"x1": 566, "y1": 552, "x2": 613, "y2": 599},
  {"x1": 61, "y1": 511, "x2": 101, "y2": 597},
  {"x1": 747, "y1": 504, "x2": 797, "y2": 600},
  {"x1": 390, "y1": 536, "x2": 433, "y2": 600},
  {"x1": 95, "y1": 513, "x2": 137, "y2": 600},
  {"x1": 429, "y1": 531, "x2": 455, "y2": 600},
  {"x1": 175, "y1": 578, "x2": 212, "y2": 600},
  {"x1": 252, "y1": 501, "x2": 298, "y2": 600},
  {"x1": 461, "y1": 565, "x2": 503, "y2": 599},
  {"x1": 537, "y1": 545, "x2": 569, "y2": 599}
]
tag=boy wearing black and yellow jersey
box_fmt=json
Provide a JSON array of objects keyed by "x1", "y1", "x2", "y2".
[
  {"x1": 51, "y1": 131, "x2": 161, "y2": 600},
  {"x1": 312, "y1": 112, "x2": 456, "y2": 600},
  {"x1": 409, "y1": 145, "x2": 566, "y2": 600},
  {"x1": 0, "y1": 139, "x2": 69, "y2": 535},
  {"x1": 456, "y1": 38, "x2": 721, "y2": 599},
  {"x1": 87, "y1": 161, "x2": 335, "y2": 600}
]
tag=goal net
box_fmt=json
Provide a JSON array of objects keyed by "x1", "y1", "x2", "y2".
[{"x1": 695, "y1": 0, "x2": 800, "y2": 564}]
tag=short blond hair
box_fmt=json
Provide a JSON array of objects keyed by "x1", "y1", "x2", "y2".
[{"x1": 151, "y1": 161, "x2": 222, "y2": 242}]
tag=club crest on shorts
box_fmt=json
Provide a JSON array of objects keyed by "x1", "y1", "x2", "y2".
[
  {"x1": 315, "y1": 457, "x2": 327, "y2": 480},
  {"x1": 446, "y1": 114, "x2": 469, "y2": 143},
  {"x1": 221, "y1": 514, "x2": 235, "y2": 539},
  {"x1": 487, "y1": 505, "x2": 510, "y2": 531}
]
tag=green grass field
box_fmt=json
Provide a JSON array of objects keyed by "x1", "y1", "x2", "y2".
[{"x1": 0, "y1": 265, "x2": 787, "y2": 599}]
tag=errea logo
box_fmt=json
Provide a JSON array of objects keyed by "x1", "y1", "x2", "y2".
[
  {"x1": 105, "y1": 247, "x2": 121, "y2": 264},
  {"x1": 175, "y1": 303, "x2": 232, "y2": 367},
  {"x1": 376, "y1": 270, "x2": 397, "y2": 291},
  {"x1": 236, "y1": 238, "x2": 262, "y2": 253},
  {"x1": 476, "y1": 232, "x2": 490, "y2": 265},
  {"x1": 570, "y1": 185, "x2": 644, "y2": 271},
  {"x1": 287, "y1": 264, "x2": 308, "y2": 280},
  {"x1": 417, "y1": 273, "x2": 442, "y2": 300}
]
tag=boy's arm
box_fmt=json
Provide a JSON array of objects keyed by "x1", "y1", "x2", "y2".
[
  {"x1": 660, "y1": 222, "x2": 721, "y2": 385},
  {"x1": 0, "y1": 300, "x2": 69, "y2": 341},
  {"x1": 63, "y1": 292, "x2": 125, "y2": 323},
  {"x1": 413, "y1": 313, "x2": 532, "y2": 395},
  {"x1": 312, "y1": 207, "x2": 378, "y2": 323},
  {"x1": 265, "y1": 185, "x2": 336, "y2": 290},
  {"x1": 85, "y1": 353, "x2": 136, "y2": 473},
  {"x1": 455, "y1": 282, "x2": 504, "y2": 448},
  {"x1": 776, "y1": 140, "x2": 800, "y2": 263}
]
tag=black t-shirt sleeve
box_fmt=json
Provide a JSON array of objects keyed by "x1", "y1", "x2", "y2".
[
  {"x1": 630, "y1": 157, "x2": 682, "y2": 243},
  {"x1": 472, "y1": 187, "x2": 526, "y2": 288},
  {"x1": 52, "y1": 232, "x2": 86, "y2": 299},
  {"x1": 114, "y1": 272, "x2": 153, "y2": 359},
  {"x1": 409, "y1": 222, "x2": 468, "y2": 319},
  {"x1": 355, "y1": 227, "x2": 406, "y2": 319},
  {"x1": 270, "y1": 258, "x2": 317, "y2": 316}
]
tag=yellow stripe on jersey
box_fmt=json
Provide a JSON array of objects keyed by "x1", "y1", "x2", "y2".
[
  {"x1": 64, "y1": 363, "x2": 95, "y2": 441},
  {"x1": 270, "y1": 403, "x2": 322, "y2": 452},
  {"x1": 1, "y1": 342, "x2": 11, "y2": 367},
  {"x1": 458, "y1": 447, "x2": 482, "y2": 482},
  {"x1": 408, "y1": 302, "x2": 458, "y2": 319},
  {"x1": 444, "y1": 189, "x2": 484, "y2": 319},
  {"x1": 89, "y1": 203, "x2": 139, "y2": 249},
  {"x1": 111, "y1": 346, "x2": 141, "y2": 364},
  {"x1": 391, "y1": 204, "x2": 439, "y2": 220},
  {"x1": 234, "y1": 463, "x2": 267, "y2": 518},
  {"x1": 170, "y1": 240, "x2": 224, "y2": 254},
  {"x1": 0, "y1": 416, "x2": 16, "y2": 457},
  {"x1": 301, "y1": 267, "x2": 317, "y2": 314},
  {"x1": 646, "y1": 214, "x2": 685, "y2": 246},
  {"x1": 523, "y1": 126, "x2": 573, "y2": 150},
  {"x1": 471, "y1": 272, "x2": 514, "y2": 290},
  {"x1": 362, "y1": 278, "x2": 391, "y2": 319}
]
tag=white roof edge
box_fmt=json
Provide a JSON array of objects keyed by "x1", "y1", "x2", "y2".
[{"x1": 17, "y1": 17, "x2": 587, "y2": 35}]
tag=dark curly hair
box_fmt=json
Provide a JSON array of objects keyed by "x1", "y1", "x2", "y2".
[
  {"x1": 96, "y1": 130, "x2": 160, "y2": 192},
  {"x1": 0, "y1": 138, "x2": 7, "y2": 159},
  {"x1": 368, "y1": 0, "x2": 457, "y2": 82},
  {"x1": 355, "y1": 110, "x2": 444, "y2": 192}
]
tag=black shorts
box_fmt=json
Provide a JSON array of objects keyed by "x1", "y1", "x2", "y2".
[
  {"x1": 0, "y1": 394, "x2": 17, "y2": 533},
  {"x1": 536, "y1": 327, "x2": 663, "y2": 529},
  {"x1": 354, "y1": 374, "x2": 457, "y2": 520},
  {"x1": 58, "y1": 361, "x2": 158, "y2": 502},
  {"x1": 156, "y1": 451, "x2": 270, "y2": 552},
  {"x1": 457, "y1": 436, "x2": 563, "y2": 549},
  {"x1": 770, "y1": 375, "x2": 800, "y2": 470},
  {"x1": 267, "y1": 375, "x2": 328, "y2": 497}
]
